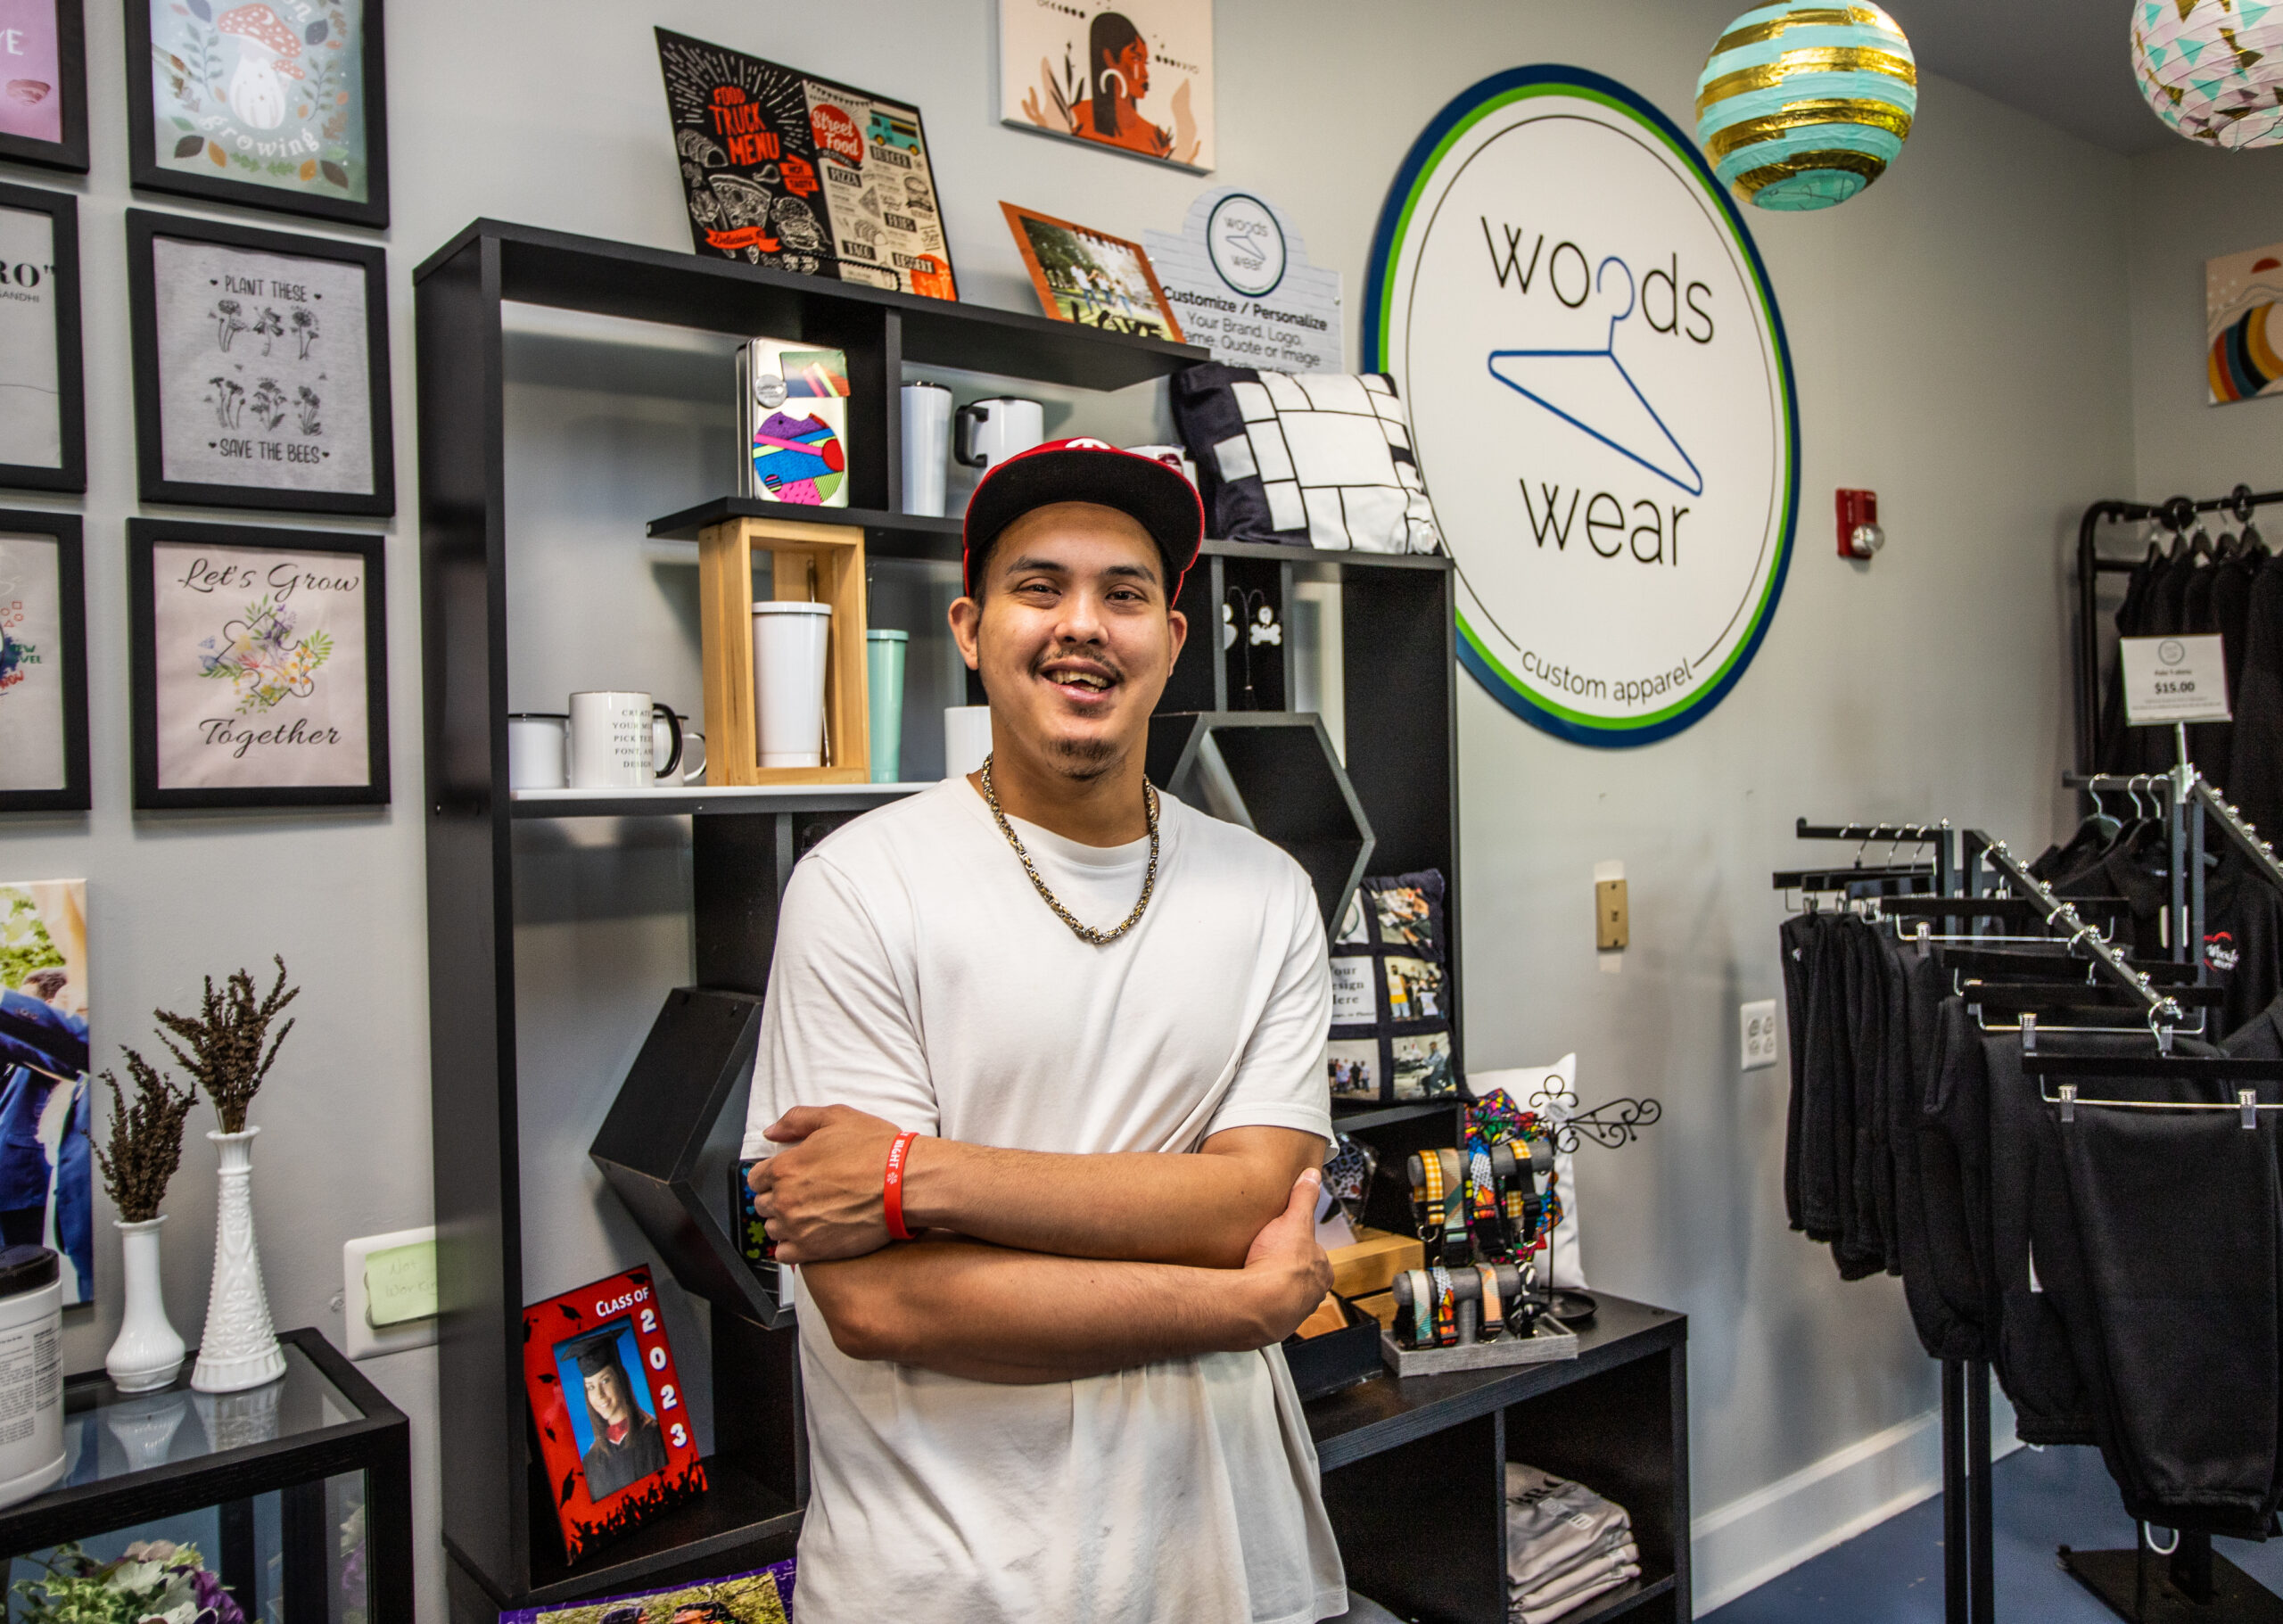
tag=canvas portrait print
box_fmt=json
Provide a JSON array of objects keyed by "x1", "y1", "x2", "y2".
[
  {"x1": 497, "y1": 1559, "x2": 796, "y2": 1624},
  {"x1": 0, "y1": 879, "x2": 90, "y2": 1303},
  {"x1": 2208, "y1": 239, "x2": 2283, "y2": 404},
  {"x1": 523, "y1": 1265, "x2": 706, "y2": 1564},
  {"x1": 1001, "y1": 0, "x2": 1213, "y2": 169},
  {"x1": 1001, "y1": 203, "x2": 1184, "y2": 342},
  {"x1": 129, "y1": 0, "x2": 386, "y2": 225}
]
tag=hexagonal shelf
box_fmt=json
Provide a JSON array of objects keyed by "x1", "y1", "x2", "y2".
[
  {"x1": 1147, "y1": 711, "x2": 1377, "y2": 934},
  {"x1": 589, "y1": 985, "x2": 792, "y2": 1330}
]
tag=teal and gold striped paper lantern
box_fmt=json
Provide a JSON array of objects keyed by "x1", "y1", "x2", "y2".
[{"x1": 1695, "y1": 4, "x2": 1918, "y2": 211}]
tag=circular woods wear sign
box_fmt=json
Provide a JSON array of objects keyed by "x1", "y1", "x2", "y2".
[{"x1": 1366, "y1": 66, "x2": 1799, "y2": 746}]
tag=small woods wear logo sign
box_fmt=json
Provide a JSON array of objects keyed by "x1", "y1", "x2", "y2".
[{"x1": 1366, "y1": 65, "x2": 1799, "y2": 746}]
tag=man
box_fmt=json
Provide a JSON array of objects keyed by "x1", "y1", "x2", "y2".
[
  {"x1": 571, "y1": 1336, "x2": 667, "y2": 1500},
  {"x1": 743, "y1": 439, "x2": 1346, "y2": 1624}
]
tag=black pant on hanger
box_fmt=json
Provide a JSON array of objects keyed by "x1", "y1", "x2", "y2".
[{"x1": 1908, "y1": 995, "x2": 1995, "y2": 1363}]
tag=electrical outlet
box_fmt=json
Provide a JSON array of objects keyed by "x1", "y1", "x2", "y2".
[{"x1": 1741, "y1": 1000, "x2": 1779, "y2": 1070}]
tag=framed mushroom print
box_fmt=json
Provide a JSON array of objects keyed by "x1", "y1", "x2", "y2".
[
  {"x1": 0, "y1": 0, "x2": 88, "y2": 173},
  {"x1": 125, "y1": 210, "x2": 392, "y2": 516},
  {"x1": 0, "y1": 511, "x2": 88, "y2": 813},
  {"x1": 125, "y1": 0, "x2": 386, "y2": 227},
  {"x1": 127, "y1": 517, "x2": 388, "y2": 809},
  {"x1": 0, "y1": 182, "x2": 84, "y2": 494}
]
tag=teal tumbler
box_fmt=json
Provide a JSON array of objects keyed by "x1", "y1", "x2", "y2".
[{"x1": 866, "y1": 630, "x2": 909, "y2": 783}]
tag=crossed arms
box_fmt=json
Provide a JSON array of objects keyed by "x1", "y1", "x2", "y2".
[{"x1": 747, "y1": 1110, "x2": 1331, "y2": 1384}]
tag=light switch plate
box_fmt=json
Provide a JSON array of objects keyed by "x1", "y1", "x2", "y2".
[
  {"x1": 1595, "y1": 878, "x2": 1629, "y2": 950},
  {"x1": 1742, "y1": 1000, "x2": 1779, "y2": 1070},
  {"x1": 342, "y1": 1225, "x2": 438, "y2": 1360}
]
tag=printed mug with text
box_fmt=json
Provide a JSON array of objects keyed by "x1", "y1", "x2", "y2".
[{"x1": 570, "y1": 692, "x2": 685, "y2": 789}]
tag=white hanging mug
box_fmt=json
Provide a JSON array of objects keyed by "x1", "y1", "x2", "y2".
[{"x1": 653, "y1": 713, "x2": 706, "y2": 786}]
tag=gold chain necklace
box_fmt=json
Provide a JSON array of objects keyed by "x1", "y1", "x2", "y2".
[{"x1": 980, "y1": 754, "x2": 1160, "y2": 945}]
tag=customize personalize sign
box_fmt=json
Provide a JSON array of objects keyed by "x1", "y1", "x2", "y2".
[
  {"x1": 656, "y1": 29, "x2": 955, "y2": 299},
  {"x1": 522, "y1": 1265, "x2": 707, "y2": 1565},
  {"x1": 1144, "y1": 189, "x2": 1341, "y2": 373},
  {"x1": 2121, "y1": 634, "x2": 2231, "y2": 726},
  {"x1": 1366, "y1": 66, "x2": 1799, "y2": 747},
  {"x1": 127, "y1": 519, "x2": 387, "y2": 808}
]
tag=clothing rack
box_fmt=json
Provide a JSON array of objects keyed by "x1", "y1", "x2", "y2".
[
  {"x1": 1967, "y1": 833, "x2": 2184, "y2": 1038},
  {"x1": 2074, "y1": 483, "x2": 2282, "y2": 772}
]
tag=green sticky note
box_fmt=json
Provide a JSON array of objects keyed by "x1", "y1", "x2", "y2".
[{"x1": 364, "y1": 1241, "x2": 438, "y2": 1328}]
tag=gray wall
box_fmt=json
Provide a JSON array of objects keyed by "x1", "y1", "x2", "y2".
[
  {"x1": 3, "y1": 1, "x2": 2171, "y2": 1618},
  {"x1": 2127, "y1": 140, "x2": 2283, "y2": 500}
]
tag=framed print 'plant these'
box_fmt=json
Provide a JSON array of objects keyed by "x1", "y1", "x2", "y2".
[
  {"x1": 0, "y1": 512, "x2": 87, "y2": 812},
  {"x1": 0, "y1": 0, "x2": 89, "y2": 173},
  {"x1": 0, "y1": 181, "x2": 84, "y2": 494},
  {"x1": 126, "y1": 210, "x2": 393, "y2": 516},
  {"x1": 127, "y1": 0, "x2": 386, "y2": 228},
  {"x1": 127, "y1": 517, "x2": 388, "y2": 809}
]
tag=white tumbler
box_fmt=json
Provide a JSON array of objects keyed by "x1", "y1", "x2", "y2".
[
  {"x1": 752, "y1": 602, "x2": 836, "y2": 769},
  {"x1": 902, "y1": 383, "x2": 952, "y2": 517}
]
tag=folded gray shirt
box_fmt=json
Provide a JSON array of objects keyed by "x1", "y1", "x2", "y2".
[{"x1": 1504, "y1": 1463, "x2": 1634, "y2": 1592}]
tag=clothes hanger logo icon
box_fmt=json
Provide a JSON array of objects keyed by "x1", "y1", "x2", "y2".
[{"x1": 1487, "y1": 256, "x2": 1704, "y2": 498}]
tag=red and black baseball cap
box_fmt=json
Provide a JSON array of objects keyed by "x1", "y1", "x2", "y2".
[{"x1": 961, "y1": 438, "x2": 1204, "y2": 599}]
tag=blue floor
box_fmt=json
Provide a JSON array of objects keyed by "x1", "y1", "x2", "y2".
[{"x1": 1705, "y1": 1444, "x2": 2283, "y2": 1623}]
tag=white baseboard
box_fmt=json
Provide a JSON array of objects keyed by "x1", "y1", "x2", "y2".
[{"x1": 1690, "y1": 1406, "x2": 2021, "y2": 1616}]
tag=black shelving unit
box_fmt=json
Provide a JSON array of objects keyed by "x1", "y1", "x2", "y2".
[{"x1": 416, "y1": 219, "x2": 1485, "y2": 1616}]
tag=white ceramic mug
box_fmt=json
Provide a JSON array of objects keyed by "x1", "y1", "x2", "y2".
[
  {"x1": 1126, "y1": 443, "x2": 1198, "y2": 488},
  {"x1": 751, "y1": 604, "x2": 835, "y2": 769},
  {"x1": 944, "y1": 705, "x2": 993, "y2": 780},
  {"x1": 653, "y1": 714, "x2": 706, "y2": 785},
  {"x1": 902, "y1": 383, "x2": 952, "y2": 517},
  {"x1": 570, "y1": 691, "x2": 674, "y2": 788},
  {"x1": 953, "y1": 397, "x2": 1045, "y2": 471},
  {"x1": 507, "y1": 713, "x2": 570, "y2": 790}
]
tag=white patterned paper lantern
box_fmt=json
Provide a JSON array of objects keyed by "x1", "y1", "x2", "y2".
[{"x1": 2133, "y1": 0, "x2": 2283, "y2": 149}]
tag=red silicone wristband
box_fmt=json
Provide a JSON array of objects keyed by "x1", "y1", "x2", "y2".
[{"x1": 882, "y1": 1130, "x2": 919, "y2": 1241}]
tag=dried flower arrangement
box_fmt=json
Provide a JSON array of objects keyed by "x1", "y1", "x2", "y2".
[
  {"x1": 93, "y1": 1051, "x2": 198, "y2": 1225},
  {"x1": 152, "y1": 956, "x2": 300, "y2": 1134}
]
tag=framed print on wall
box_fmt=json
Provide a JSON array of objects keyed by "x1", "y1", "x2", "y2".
[
  {"x1": 0, "y1": 512, "x2": 88, "y2": 812},
  {"x1": 127, "y1": 517, "x2": 389, "y2": 809},
  {"x1": 1000, "y1": 202, "x2": 1184, "y2": 342},
  {"x1": 1000, "y1": 0, "x2": 1213, "y2": 170},
  {"x1": 0, "y1": 0, "x2": 88, "y2": 172},
  {"x1": 126, "y1": 209, "x2": 393, "y2": 516},
  {"x1": 0, "y1": 182, "x2": 85, "y2": 494},
  {"x1": 125, "y1": 0, "x2": 387, "y2": 227}
]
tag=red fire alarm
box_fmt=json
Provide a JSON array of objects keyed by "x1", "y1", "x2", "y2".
[{"x1": 1837, "y1": 489, "x2": 1883, "y2": 560}]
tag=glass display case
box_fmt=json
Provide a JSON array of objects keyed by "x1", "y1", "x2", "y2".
[{"x1": 0, "y1": 1328, "x2": 410, "y2": 1623}]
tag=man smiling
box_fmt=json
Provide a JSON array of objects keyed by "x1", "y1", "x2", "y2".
[{"x1": 741, "y1": 439, "x2": 1347, "y2": 1623}]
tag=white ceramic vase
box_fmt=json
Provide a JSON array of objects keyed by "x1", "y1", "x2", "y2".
[
  {"x1": 191, "y1": 1128, "x2": 284, "y2": 1393},
  {"x1": 105, "y1": 1216, "x2": 185, "y2": 1393}
]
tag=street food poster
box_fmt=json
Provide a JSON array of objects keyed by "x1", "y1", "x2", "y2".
[
  {"x1": 126, "y1": 209, "x2": 393, "y2": 516},
  {"x1": 0, "y1": 181, "x2": 85, "y2": 493},
  {"x1": 0, "y1": 878, "x2": 92, "y2": 1304},
  {"x1": 656, "y1": 29, "x2": 956, "y2": 300},
  {"x1": 1144, "y1": 188, "x2": 1342, "y2": 374},
  {"x1": 125, "y1": 0, "x2": 387, "y2": 227},
  {"x1": 127, "y1": 518, "x2": 389, "y2": 809},
  {"x1": 0, "y1": 0, "x2": 88, "y2": 172},
  {"x1": 0, "y1": 512, "x2": 87, "y2": 812},
  {"x1": 1001, "y1": 0, "x2": 1213, "y2": 170},
  {"x1": 521, "y1": 1265, "x2": 709, "y2": 1565},
  {"x1": 1001, "y1": 202, "x2": 1185, "y2": 342}
]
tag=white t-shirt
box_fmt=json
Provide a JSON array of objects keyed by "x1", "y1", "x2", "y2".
[{"x1": 741, "y1": 776, "x2": 1346, "y2": 1624}]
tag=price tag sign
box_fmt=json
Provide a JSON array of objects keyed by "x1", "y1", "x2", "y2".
[{"x1": 2121, "y1": 634, "x2": 2231, "y2": 725}]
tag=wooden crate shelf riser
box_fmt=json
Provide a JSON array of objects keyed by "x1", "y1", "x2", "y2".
[{"x1": 697, "y1": 513, "x2": 871, "y2": 786}]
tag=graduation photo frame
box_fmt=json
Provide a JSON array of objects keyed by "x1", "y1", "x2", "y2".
[
  {"x1": 0, "y1": 0, "x2": 88, "y2": 172},
  {"x1": 0, "y1": 511, "x2": 88, "y2": 812},
  {"x1": 127, "y1": 517, "x2": 389, "y2": 810},
  {"x1": 124, "y1": 0, "x2": 388, "y2": 227},
  {"x1": 0, "y1": 181, "x2": 85, "y2": 495},
  {"x1": 126, "y1": 209, "x2": 392, "y2": 515}
]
